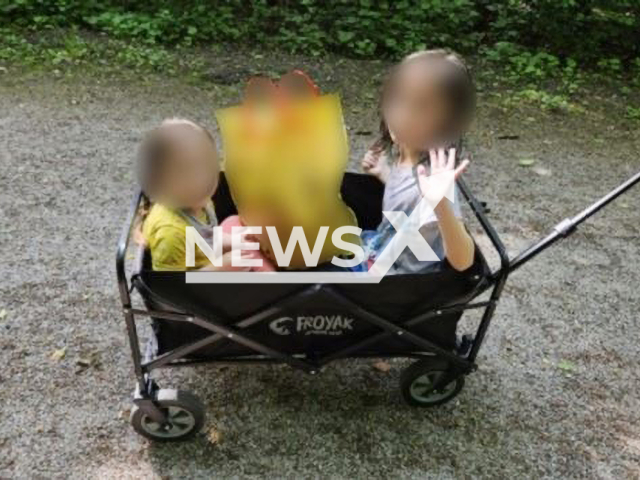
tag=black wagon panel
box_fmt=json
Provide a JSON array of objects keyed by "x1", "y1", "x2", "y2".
[{"x1": 136, "y1": 255, "x2": 487, "y2": 359}]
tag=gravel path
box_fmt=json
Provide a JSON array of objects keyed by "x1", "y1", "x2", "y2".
[{"x1": 1, "y1": 64, "x2": 639, "y2": 479}]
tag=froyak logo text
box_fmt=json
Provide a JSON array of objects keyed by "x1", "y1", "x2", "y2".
[{"x1": 269, "y1": 315, "x2": 355, "y2": 336}]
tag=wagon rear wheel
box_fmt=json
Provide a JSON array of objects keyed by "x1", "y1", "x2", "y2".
[
  {"x1": 400, "y1": 358, "x2": 464, "y2": 407},
  {"x1": 130, "y1": 389, "x2": 205, "y2": 442}
]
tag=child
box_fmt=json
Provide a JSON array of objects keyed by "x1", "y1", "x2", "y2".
[
  {"x1": 137, "y1": 118, "x2": 269, "y2": 271},
  {"x1": 361, "y1": 49, "x2": 476, "y2": 274}
]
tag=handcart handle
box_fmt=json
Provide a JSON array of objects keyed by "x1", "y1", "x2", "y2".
[
  {"x1": 509, "y1": 169, "x2": 640, "y2": 272},
  {"x1": 116, "y1": 189, "x2": 144, "y2": 308}
]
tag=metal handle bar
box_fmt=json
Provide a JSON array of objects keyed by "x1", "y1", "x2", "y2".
[{"x1": 509, "y1": 169, "x2": 640, "y2": 272}]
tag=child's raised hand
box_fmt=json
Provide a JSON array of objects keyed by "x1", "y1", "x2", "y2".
[
  {"x1": 417, "y1": 148, "x2": 470, "y2": 207},
  {"x1": 426, "y1": 148, "x2": 469, "y2": 178},
  {"x1": 361, "y1": 149, "x2": 389, "y2": 182}
]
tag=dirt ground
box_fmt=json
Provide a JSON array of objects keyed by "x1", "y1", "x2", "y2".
[{"x1": 0, "y1": 53, "x2": 639, "y2": 479}]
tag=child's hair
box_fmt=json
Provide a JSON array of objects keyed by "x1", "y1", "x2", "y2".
[
  {"x1": 373, "y1": 49, "x2": 476, "y2": 154},
  {"x1": 136, "y1": 118, "x2": 217, "y2": 200}
]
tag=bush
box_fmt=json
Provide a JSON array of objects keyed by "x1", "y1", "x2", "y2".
[{"x1": 1, "y1": 0, "x2": 638, "y2": 67}]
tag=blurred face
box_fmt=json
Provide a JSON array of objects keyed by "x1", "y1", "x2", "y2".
[
  {"x1": 156, "y1": 126, "x2": 219, "y2": 209},
  {"x1": 382, "y1": 60, "x2": 449, "y2": 151}
]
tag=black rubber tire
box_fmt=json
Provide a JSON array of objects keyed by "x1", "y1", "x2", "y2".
[
  {"x1": 400, "y1": 358, "x2": 464, "y2": 407},
  {"x1": 130, "y1": 389, "x2": 205, "y2": 442}
]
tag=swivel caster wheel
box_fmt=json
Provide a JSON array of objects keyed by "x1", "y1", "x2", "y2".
[{"x1": 130, "y1": 389, "x2": 205, "y2": 442}]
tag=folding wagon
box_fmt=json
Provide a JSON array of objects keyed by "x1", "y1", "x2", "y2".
[{"x1": 116, "y1": 170, "x2": 640, "y2": 441}]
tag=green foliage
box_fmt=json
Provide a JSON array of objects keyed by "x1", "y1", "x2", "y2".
[
  {"x1": 479, "y1": 0, "x2": 639, "y2": 64},
  {"x1": 1, "y1": 0, "x2": 638, "y2": 114},
  {"x1": 514, "y1": 89, "x2": 580, "y2": 113},
  {"x1": 114, "y1": 42, "x2": 175, "y2": 70},
  {"x1": 85, "y1": 11, "x2": 173, "y2": 45},
  {"x1": 325, "y1": 0, "x2": 480, "y2": 57},
  {"x1": 626, "y1": 106, "x2": 640, "y2": 122},
  {"x1": 0, "y1": 26, "x2": 193, "y2": 74},
  {"x1": 1, "y1": 0, "x2": 637, "y2": 66},
  {"x1": 480, "y1": 41, "x2": 588, "y2": 112}
]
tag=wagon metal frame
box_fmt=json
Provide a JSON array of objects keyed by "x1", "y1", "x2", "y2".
[{"x1": 116, "y1": 170, "x2": 640, "y2": 440}]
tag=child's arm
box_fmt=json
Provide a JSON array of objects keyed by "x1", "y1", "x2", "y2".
[
  {"x1": 417, "y1": 148, "x2": 475, "y2": 271},
  {"x1": 361, "y1": 149, "x2": 390, "y2": 183},
  {"x1": 433, "y1": 199, "x2": 475, "y2": 271}
]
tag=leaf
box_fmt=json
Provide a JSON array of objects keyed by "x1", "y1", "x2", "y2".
[
  {"x1": 119, "y1": 408, "x2": 131, "y2": 421},
  {"x1": 557, "y1": 360, "x2": 576, "y2": 372},
  {"x1": 518, "y1": 158, "x2": 536, "y2": 167},
  {"x1": 51, "y1": 348, "x2": 67, "y2": 361},
  {"x1": 206, "y1": 426, "x2": 222, "y2": 445},
  {"x1": 337, "y1": 31, "x2": 355, "y2": 43},
  {"x1": 373, "y1": 360, "x2": 391, "y2": 373},
  {"x1": 533, "y1": 166, "x2": 551, "y2": 176}
]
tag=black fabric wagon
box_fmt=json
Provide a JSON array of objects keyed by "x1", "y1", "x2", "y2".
[{"x1": 116, "y1": 170, "x2": 640, "y2": 441}]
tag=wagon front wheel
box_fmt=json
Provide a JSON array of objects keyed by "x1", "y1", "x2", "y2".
[
  {"x1": 130, "y1": 389, "x2": 205, "y2": 441},
  {"x1": 400, "y1": 359, "x2": 464, "y2": 407}
]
